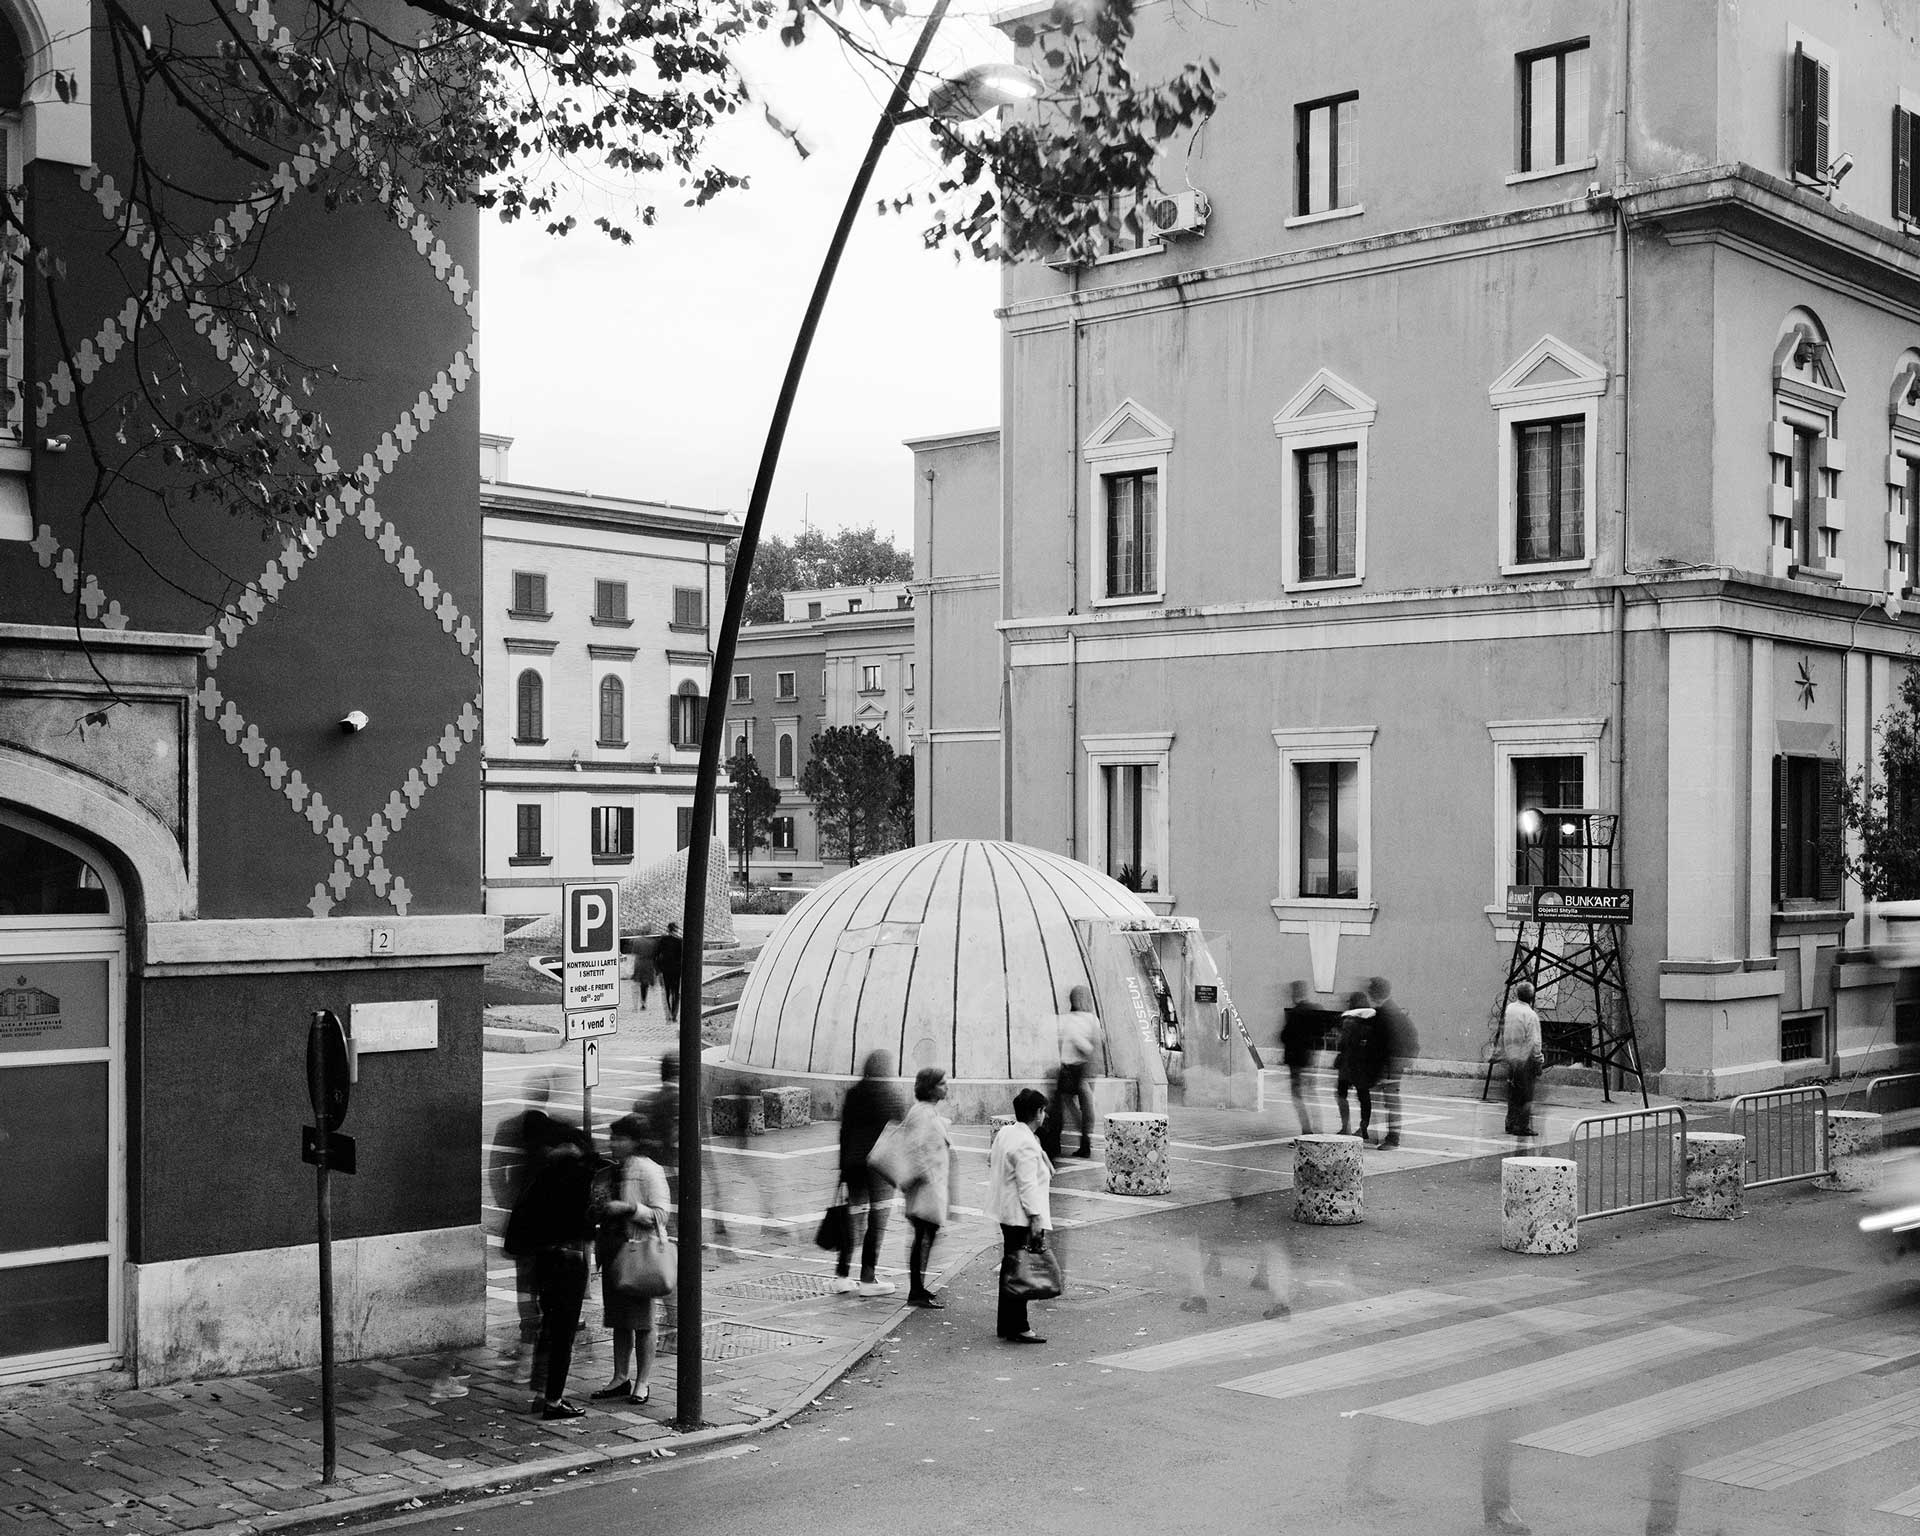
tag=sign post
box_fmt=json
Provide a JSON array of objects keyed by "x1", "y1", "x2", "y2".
[
  {"x1": 563, "y1": 882, "x2": 620, "y2": 1139},
  {"x1": 303, "y1": 1009, "x2": 353, "y2": 1484}
]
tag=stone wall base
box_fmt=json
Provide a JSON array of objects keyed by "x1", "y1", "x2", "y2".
[{"x1": 703, "y1": 1052, "x2": 1140, "y2": 1127}]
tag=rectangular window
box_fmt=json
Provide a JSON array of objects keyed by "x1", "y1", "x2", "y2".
[
  {"x1": 1102, "y1": 763, "x2": 1160, "y2": 892},
  {"x1": 1780, "y1": 1009, "x2": 1822, "y2": 1062},
  {"x1": 1297, "y1": 445, "x2": 1358, "y2": 582},
  {"x1": 848, "y1": 598, "x2": 862, "y2": 611},
  {"x1": 771, "y1": 815, "x2": 795, "y2": 851},
  {"x1": 1296, "y1": 93, "x2": 1358, "y2": 215},
  {"x1": 515, "y1": 804, "x2": 542, "y2": 859},
  {"x1": 1774, "y1": 754, "x2": 1842, "y2": 903},
  {"x1": 672, "y1": 587, "x2": 704, "y2": 628},
  {"x1": 1104, "y1": 469, "x2": 1159, "y2": 598},
  {"x1": 594, "y1": 580, "x2": 628, "y2": 622},
  {"x1": 1896, "y1": 105, "x2": 1919, "y2": 222},
  {"x1": 1515, "y1": 418, "x2": 1585, "y2": 563},
  {"x1": 862, "y1": 664, "x2": 882, "y2": 692},
  {"x1": 807, "y1": 601, "x2": 822, "y2": 619},
  {"x1": 676, "y1": 806, "x2": 694, "y2": 850},
  {"x1": 669, "y1": 691, "x2": 706, "y2": 748},
  {"x1": 777, "y1": 671, "x2": 796, "y2": 700},
  {"x1": 1792, "y1": 43, "x2": 1831, "y2": 181},
  {"x1": 591, "y1": 806, "x2": 634, "y2": 860},
  {"x1": 1296, "y1": 761, "x2": 1359, "y2": 900},
  {"x1": 1789, "y1": 425, "x2": 1817, "y2": 568},
  {"x1": 1907, "y1": 457, "x2": 1920, "y2": 589},
  {"x1": 1519, "y1": 41, "x2": 1591, "y2": 172},
  {"x1": 897, "y1": 594, "x2": 912, "y2": 608},
  {"x1": 907, "y1": 663, "x2": 915, "y2": 691},
  {"x1": 511, "y1": 572, "x2": 548, "y2": 616},
  {"x1": 731, "y1": 674, "x2": 751, "y2": 702},
  {"x1": 0, "y1": 125, "x2": 20, "y2": 449},
  {"x1": 1514, "y1": 756, "x2": 1585, "y2": 885}
]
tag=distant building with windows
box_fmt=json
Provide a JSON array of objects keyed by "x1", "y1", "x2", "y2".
[
  {"x1": 921, "y1": 0, "x2": 1920, "y2": 1095},
  {"x1": 480, "y1": 436, "x2": 737, "y2": 920},
  {"x1": 726, "y1": 583, "x2": 915, "y2": 881}
]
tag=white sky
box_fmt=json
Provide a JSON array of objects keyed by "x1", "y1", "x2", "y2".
[{"x1": 477, "y1": 11, "x2": 1013, "y2": 554}]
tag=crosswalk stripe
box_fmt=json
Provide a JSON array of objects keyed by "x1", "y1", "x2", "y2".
[
  {"x1": 1221, "y1": 1290, "x2": 1694, "y2": 1402},
  {"x1": 1686, "y1": 1386, "x2": 1920, "y2": 1490},
  {"x1": 1518, "y1": 1340, "x2": 1920, "y2": 1457},
  {"x1": 1877, "y1": 1482, "x2": 1920, "y2": 1518}
]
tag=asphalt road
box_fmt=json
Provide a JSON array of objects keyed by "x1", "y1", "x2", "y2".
[{"x1": 365, "y1": 1145, "x2": 1920, "y2": 1536}]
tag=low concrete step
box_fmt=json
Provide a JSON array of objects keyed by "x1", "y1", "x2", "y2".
[{"x1": 484, "y1": 1025, "x2": 563, "y2": 1055}]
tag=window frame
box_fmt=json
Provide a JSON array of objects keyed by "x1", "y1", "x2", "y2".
[
  {"x1": 1293, "y1": 90, "x2": 1360, "y2": 221},
  {"x1": 1275, "y1": 369, "x2": 1375, "y2": 593},
  {"x1": 731, "y1": 673, "x2": 751, "y2": 703},
  {"x1": 1083, "y1": 400, "x2": 1173, "y2": 610},
  {"x1": 1511, "y1": 417, "x2": 1587, "y2": 567},
  {"x1": 776, "y1": 670, "x2": 797, "y2": 700},
  {"x1": 671, "y1": 586, "x2": 705, "y2": 630},
  {"x1": 1895, "y1": 94, "x2": 1920, "y2": 228},
  {"x1": 1083, "y1": 732, "x2": 1174, "y2": 911},
  {"x1": 590, "y1": 804, "x2": 634, "y2": 863},
  {"x1": 1516, "y1": 39, "x2": 1592, "y2": 177},
  {"x1": 669, "y1": 681, "x2": 705, "y2": 750},
  {"x1": 510, "y1": 803, "x2": 548, "y2": 865},
  {"x1": 1490, "y1": 335, "x2": 1606, "y2": 576},
  {"x1": 770, "y1": 814, "x2": 796, "y2": 852},
  {"x1": 1272, "y1": 725, "x2": 1376, "y2": 927},
  {"x1": 597, "y1": 674, "x2": 625, "y2": 747},
  {"x1": 730, "y1": 718, "x2": 754, "y2": 761},
  {"x1": 1294, "y1": 443, "x2": 1359, "y2": 585},
  {"x1": 592, "y1": 579, "x2": 630, "y2": 626},
  {"x1": 1769, "y1": 320, "x2": 1846, "y2": 583},
  {"x1": 1486, "y1": 718, "x2": 1606, "y2": 923},
  {"x1": 775, "y1": 725, "x2": 797, "y2": 784},
  {"x1": 861, "y1": 664, "x2": 883, "y2": 693},
  {"x1": 1788, "y1": 32, "x2": 1835, "y2": 187},
  {"x1": 510, "y1": 571, "x2": 549, "y2": 619},
  {"x1": 1773, "y1": 752, "x2": 1844, "y2": 907},
  {"x1": 514, "y1": 668, "x2": 545, "y2": 745}
]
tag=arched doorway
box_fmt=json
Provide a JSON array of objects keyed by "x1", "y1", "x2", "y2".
[{"x1": 0, "y1": 809, "x2": 126, "y2": 1382}]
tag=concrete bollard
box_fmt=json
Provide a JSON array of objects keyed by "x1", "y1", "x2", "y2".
[
  {"x1": 989, "y1": 1114, "x2": 1015, "y2": 1136},
  {"x1": 1674, "y1": 1130, "x2": 1744, "y2": 1219},
  {"x1": 1501, "y1": 1156, "x2": 1578, "y2": 1255},
  {"x1": 1815, "y1": 1110, "x2": 1884, "y2": 1191},
  {"x1": 760, "y1": 1085, "x2": 812, "y2": 1130},
  {"x1": 1105, "y1": 1112, "x2": 1172, "y2": 1195},
  {"x1": 711, "y1": 1094, "x2": 765, "y2": 1137},
  {"x1": 1292, "y1": 1133, "x2": 1364, "y2": 1225}
]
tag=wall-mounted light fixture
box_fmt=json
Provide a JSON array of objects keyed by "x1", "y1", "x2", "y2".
[{"x1": 339, "y1": 710, "x2": 370, "y2": 733}]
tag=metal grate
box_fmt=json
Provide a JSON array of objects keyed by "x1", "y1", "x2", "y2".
[
  {"x1": 714, "y1": 1271, "x2": 840, "y2": 1302},
  {"x1": 1779, "y1": 1009, "x2": 1821, "y2": 1062},
  {"x1": 658, "y1": 1322, "x2": 828, "y2": 1362}
]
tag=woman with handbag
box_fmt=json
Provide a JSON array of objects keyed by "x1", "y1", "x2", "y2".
[
  {"x1": 835, "y1": 1050, "x2": 905, "y2": 1297},
  {"x1": 897, "y1": 1067, "x2": 958, "y2": 1308},
  {"x1": 588, "y1": 1115, "x2": 673, "y2": 1406},
  {"x1": 986, "y1": 1087, "x2": 1056, "y2": 1344}
]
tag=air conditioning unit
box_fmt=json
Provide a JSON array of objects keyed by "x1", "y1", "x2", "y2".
[{"x1": 1145, "y1": 187, "x2": 1211, "y2": 239}]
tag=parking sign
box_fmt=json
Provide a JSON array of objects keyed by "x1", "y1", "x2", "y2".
[{"x1": 562, "y1": 882, "x2": 620, "y2": 1013}]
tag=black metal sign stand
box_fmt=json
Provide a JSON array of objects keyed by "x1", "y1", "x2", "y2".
[{"x1": 303, "y1": 1010, "x2": 354, "y2": 1485}]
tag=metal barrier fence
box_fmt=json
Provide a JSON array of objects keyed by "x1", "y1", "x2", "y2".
[
  {"x1": 1566, "y1": 1105, "x2": 1689, "y2": 1220},
  {"x1": 1728, "y1": 1086, "x2": 1828, "y2": 1188},
  {"x1": 1867, "y1": 1073, "x2": 1920, "y2": 1144}
]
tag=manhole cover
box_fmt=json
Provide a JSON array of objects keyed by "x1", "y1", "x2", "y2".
[
  {"x1": 659, "y1": 1322, "x2": 828, "y2": 1361},
  {"x1": 715, "y1": 1271, "x2": 839, "y2": 1302}
]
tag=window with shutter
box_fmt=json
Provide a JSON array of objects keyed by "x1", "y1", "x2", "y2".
[
  {"x1": 676, "y1": 807, "x2": 694, "y2": 850},
  {"x1": 1792, "y1": 44, "x2": 1831, "y2": 180},
  {"x1": 594, "y1": 580, "x2": 628, "y2": 623},
  {"x1": 511, "y1": 572, "x2": 548, "y2": 616},
  {"x1": 1817, "y1": 756, "x2": 1844, "y2": 901},
  {"x1": 1896, "y1": 106, "x2": 1917, "y2": 223},
  {"x1": 669, "y1": 684, "x2": 704, "y2": 747},
  {"x1": 515, "y1": 670, "x2": 543, "y2": 742},
  {"x1": 672, "y1": 587, "x2": 704, "y2": 628},
  {"x1": 515, "y1": 804, "x2": 542, "y2": 859},
  {"x1": 598, "y1": 676, "x2": 624, "y2": 744},
  {"x1": 1774, "y1": 754, "x2": 1834, "y2": 902}
]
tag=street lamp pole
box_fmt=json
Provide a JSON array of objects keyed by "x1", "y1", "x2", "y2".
[{"x1": 673, "y1": 0, "x2": 955, "y2": 1429}]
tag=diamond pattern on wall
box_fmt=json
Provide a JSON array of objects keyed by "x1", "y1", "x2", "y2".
[{"x1": 22, "y1": 6, "x2": 482, "y2": 918}]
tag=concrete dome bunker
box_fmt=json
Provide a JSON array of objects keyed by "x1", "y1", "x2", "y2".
[{"x1": 710, "y1": 839, "x2": 1256, "y2": 1123}]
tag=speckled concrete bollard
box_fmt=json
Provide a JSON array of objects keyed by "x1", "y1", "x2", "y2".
[
  {"x1": 1292, "y1": 1134, "x2": 1364, "y2": 1225},
  {"x1": 1501, "y1": 1157, "x2": 1578, "y2": 1255},
  {"x1": 1674, "y1": 1131, "x2": 1744, "y2": 1219},
  {"x1": 1105, "y1": 1112, "x2": 1172, "y2": 1195},
  {"x1": 1815, "y1": 1110, "x2": 1884, "y2": 1191},
  {"x1": 989, "y1": 1114, "x2": 1015, "y2": 1135},
  {"x1": 760, "y1": 1085, "x2": 812, "y2": 1130},
  {"x1": 711, "y1": 1094, "x2": 765, "y2": 1137}
]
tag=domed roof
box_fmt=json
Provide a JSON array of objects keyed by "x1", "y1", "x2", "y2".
[{"x1": 726, "y1": 840, "x2": 1153, "y2": 1081}]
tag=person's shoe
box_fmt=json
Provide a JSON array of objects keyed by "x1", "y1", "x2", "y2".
[
  {"x1": 541, "y1": 1400, "x2": 584, "y2": 1420},
  {"x1": 589, "y1": 1379, "x2": 632, "y2": 1400},
  {"x1": 1377, "y1": 1134, "x2": 1401, "y2": 1150},
  {"x1": 856, "y1": 1278, "x2": 897, "y2": 1297},
  {"x1": 1483, "y1": 1505, "x2": 1532, "y2": 1535},
  {"x1": 628, "y1": 1384, "x2": 651, "y2": 1406},
  {"x1": 907, "y1": 1292, "x2": 946, "y2": 1309},
  {"x1": 1179, "y1": 1295, "x2": 1209, "y2": 1314},
  {"x1": 1007, "y1": 1331, "x2": 1047, "y2": 1345},
  {"x1": 832, "y1": 1276, "x2": 858, "y2": 1293},
  {"x1": 1075, "y1": 1144, "x2": 1093, "y2": 1160},
  {"x1": 1261, "y1": 1301, "x2": 1293, "y2": 1320}
]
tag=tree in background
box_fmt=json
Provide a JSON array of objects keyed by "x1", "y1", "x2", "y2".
[
  {"x1": 727, "y1": 753, "x2": 781, "y2": 882},
  {"x1": 800, "y1": 725, "x2": 906, "y2": 867},
  {"x1": 889, "y1": 752, "x2": 915, "y2": 850},
  {"x1": 1841, "y1": 665, "x2": 1920, "y2": 900},
  {"x1": 739, "y1": 525, "x2": 914, "y2": 624}
]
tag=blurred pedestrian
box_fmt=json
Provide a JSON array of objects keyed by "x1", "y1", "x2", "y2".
[
  {"x1": 987, "y1": 1087, "x2": 1053, "y2": 1344},
  {"x1": 491, "y1": 1096, "x2": 555, "y2": 1362},
  {"x1": 898, "y1": 1066, "x2": 957, "y2": 1308},
  {"x1": 1366, "y1": 976, "x2": 1419, "y2": 1150},
  {"x1": 588, "y1": 1115, "x2": 671, "y2": 1406},
  {"x1": 505, "y1": 1119, "x2": 595, "y2": 1419},
  {"x1": 1278, "y1": 981, "x2": 1321, "y2": 1137},
  {"x1": 1501, "y1": 982, "x2": 1546, "y2": 1138},
  {"x1": 654, "y1": 921, "x2": 683, "y2": 1024},
  {"x1": 1334, "y1": 991, "x2": 1380, "y2": 1141},
  {"x1": 622, "y1": 931, "x2": 656, "y2": 1011},
  {"x1": 1045, "y1": 985, "x2": 1103, "y2": 1161},
  {"x1": 836, "y1": 1049, "x2": 905, "y2": 1296}
]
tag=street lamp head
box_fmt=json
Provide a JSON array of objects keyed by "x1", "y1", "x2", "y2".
[
  {"x1": 1516, "y1": 807, "x2": 1542, "y2": 842},
  {"x1": 923, "y1": 62, "x2": 1042, "y2": 124}
]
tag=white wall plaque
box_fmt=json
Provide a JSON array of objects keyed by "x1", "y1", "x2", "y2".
[{"x1": 350, "y1": 999, "x2": 440, "y2": 1053}]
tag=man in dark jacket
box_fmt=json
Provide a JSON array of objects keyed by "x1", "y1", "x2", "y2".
[
  {"x1": 505, "y1": 1121, "x2": 596, "y2": 1418},
  {"x1": 654, "y1": 922, "x2": 684, "y2": 1024},
  {"x1": 836, "y1": 1050, "x2": 905, "y2": 1296},
  {"x1": 1366, "y1": 975, "x2": 1419, "y2": 1150}
]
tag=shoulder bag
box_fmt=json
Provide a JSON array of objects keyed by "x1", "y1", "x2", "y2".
[
  {"x1": 1005, "y1": 1236, "x2": 1064, "y2": 1301},
  {"x1": 814, "y1": 1180, "x2": 852, "y2": 1251}
]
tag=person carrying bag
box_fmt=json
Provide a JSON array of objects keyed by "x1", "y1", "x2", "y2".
[
  {"x1": 588, "y1": 1115, "x2": 672, "y2": 1407},
  {"x1": 985, "y1": 1087, "x2": 1057, "y2": 1343}
]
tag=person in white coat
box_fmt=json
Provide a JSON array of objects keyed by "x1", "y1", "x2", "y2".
[
  {"x1": 986, "y1": 1087, "x2": 1053, "y2": 1344},
  {"x1": 898, "y1": 1067, "x2": 959, "y2": 1308}
]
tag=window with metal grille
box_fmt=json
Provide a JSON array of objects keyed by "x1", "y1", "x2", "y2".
[
  {"x1": 1514, "y1": 756, "x2": 1584, "y2": 885},
  {"x1": 594, "y1": 580, "x2": 628, "y2": 622},
  {"x1": 1518, "y1": 41, "x2": 1590, "y2": 173},
  {"x1": 1104, "y1": 469, "x2": 1158, "y2": 598},
  {"x1": 597, "y1": 676, "x2": 624, "y2": 744},
  {"x1": 672, "y1": 587, "x2": 704, "y2": 628},
  {"x1": 1296, "y1": 92, "x2": 1358, "y2": 214},
  {"x1": 515, "y1": 670, "x2": 544, "y2": 742},
  {"x1": 1296, "y1": 760, "x2": 1359, "y2": 899},
  {"x1": 1515, "y1": 418, "x2": 1585, "y2": 563},
  {"x1": 1791, "y1": 42, "x2": 1831, "y2": 181},
  {"x1": 669, "y1": 683, "x2": 704, "y2": 748},
  {"x1": 1773, "y1": 754, "x2": 1842, "y2": 903},
  {"x1": 511, "y1": 571, "x2": 548, "y2": 616},
  {"x1": 514, "y1": 804, "x2": 542, "y2": 859},
  {"x1": 1297, "y1": 445, "x2": 1357, "y2": 582},
  {"x1": 1779, "y1": 1009, "x2": 1821, "y2": 1062},
  {"x1": 591, "y1": 805, "x2": 633, "y2": 859}
]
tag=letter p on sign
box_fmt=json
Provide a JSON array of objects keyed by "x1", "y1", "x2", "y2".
[{"x1": 564, "y1": 882, "x2": 618, "y2": 961}]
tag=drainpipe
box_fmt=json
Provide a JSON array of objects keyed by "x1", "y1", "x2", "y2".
[
  {"x1": 923, "y1": 465, "x2": 935, "y2": 843},
  {"x1": 1610, "y1": 0, "x2": 1633, "y2": 857},
  {"x1": 1066, "y1": 311, "x2": 1082, "y2": 858}
]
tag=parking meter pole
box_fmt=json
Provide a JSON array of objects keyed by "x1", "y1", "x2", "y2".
[
  {"x1": 582, "y1": 1041, "x2": 594, "y2": 1145},
  {"x1": 310, "y1": 1013, "x2": 338, "y2": 1484}
]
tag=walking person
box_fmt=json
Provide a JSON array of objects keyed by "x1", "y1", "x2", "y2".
[
  {"x1": 835, "y1": 1049, "x2": 905, "y2": 1296},
  {"x1": 1334, "y1": 991, "x2": 1381, "y2": 1142},
  {"x1": 505, "y1": 1120, "x2": 596, "y2": 1419},
  {"x1": 1366, "y1": 976, "x2": 1419, "y2": 1150},
  {"x1": 898, "y1": 1067, "x2": 957, "y2": 1308},
  {"x1": 654, "y1": 922, "x2": 683, "y2": 1024},
  {"x1": 1279, "y1": 981, "x2": 1321, "y2": 1137},
  {"x1": 588, "y1": 1115, "x2": 670, "y2": 1406},
  {"x1": 986, "y1": 1087, "x2": 1053, "y2": 1344},
  {"x1": 622, "y1": 932, "x2": 656, "y2": 1012},
  {"x1": 1501, "y1": 982, "x2": 1546, "y2": 1138},
  {"x1": 1046, "y1": 985, "x2": 1103, "y2": 1160}
]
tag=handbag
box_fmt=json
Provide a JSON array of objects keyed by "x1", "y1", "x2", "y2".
[
  {"x1": 815, "y1": 1181, "x2": 852, "y2": 1250},
  {"x1": 867, "y1": 1120, "x2": 910, "y2": 1185},
  {"x1": 610, "y1": 1229, "x2": 676, "y2": 1300},
  {"x1": 1005, "y1": 1237, "x2": 1064, "y2": 1301}
]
